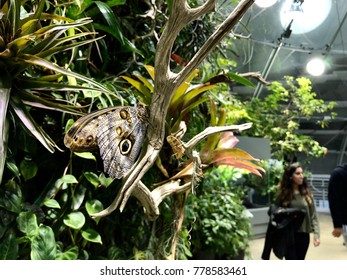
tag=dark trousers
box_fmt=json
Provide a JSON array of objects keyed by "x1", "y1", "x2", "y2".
[{"x1": 285, "y1": 232, "x2": 310, "y2": 260}]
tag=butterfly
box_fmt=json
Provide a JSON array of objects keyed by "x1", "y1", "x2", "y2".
[{"x1": 64, "y1": 104, "x2": 149, "y2": 179}]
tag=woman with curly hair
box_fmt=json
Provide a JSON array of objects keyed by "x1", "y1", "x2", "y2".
[{"x1": 262, "y1": 163, "x2": 320, "y2": 260}]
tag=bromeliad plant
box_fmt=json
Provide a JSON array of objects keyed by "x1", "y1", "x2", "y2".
[
  {"x1": 119, "y1": 65, "x2": 264, "y2": 259},
  {"x1": 121, "y1": 65, "x2": 264, "y2": 178},
  {"x1": 0, "y1": 0, "x2": 114, "y2": 183}
]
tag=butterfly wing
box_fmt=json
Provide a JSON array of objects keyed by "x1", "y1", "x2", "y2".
[
  {"x1": 97, "y1": 106, "x2": 148, "y2": 179},
  {"x1": 64, "y1": 107, "x2": 120, "y2": 152}
]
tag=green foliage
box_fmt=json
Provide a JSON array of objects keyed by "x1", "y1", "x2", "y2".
[
  {"x1": 187, "y1": 166, "x2": 251, "y2": 259},
  {"x1": 0, "y1": 133, "x2": 153, "y2": 259},
  {"x1": 0, "y1": 0, "x2": 115, "y2": 183},
  {"x1": 226, "y1": 76, "x2": 335, "y2": 162}
]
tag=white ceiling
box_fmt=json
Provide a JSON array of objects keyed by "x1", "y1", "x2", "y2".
[{"x1": 231, "y1": 0, "x2": 347, "y2": 173}]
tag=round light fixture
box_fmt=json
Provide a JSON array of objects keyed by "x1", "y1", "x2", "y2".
[
  {"x1": 306, "y1": 58, "x2": 325, "y2": 76},
  {"x1": 255, "y1": 0, "x2": 277, "y2": 8},
  {"x1": 280, "y1": 0, "x2": 332, "y2": 34}
]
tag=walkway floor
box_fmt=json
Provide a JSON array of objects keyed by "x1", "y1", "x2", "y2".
[{"x1": 248, "y1": 212, "x2": 347, "y2": 260}]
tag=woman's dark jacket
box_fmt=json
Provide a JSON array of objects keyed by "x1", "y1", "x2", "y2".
[
  {"x1": 261, "y1": 206, "x2": 306, "y2": 260},
  {"x1": 328, "y1": 164, "x2": 347, "y2": 228}
]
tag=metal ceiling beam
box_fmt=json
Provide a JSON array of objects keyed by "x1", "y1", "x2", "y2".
[
  {"x1": 324, "y1": 11, "x2": 347, "y2": 54},
  {"x1": 337, "y1": 127, "x2": 347, "y2": 165},
  {"x1": 252, "y1": 41, "x2": 283, "y2": 98}
]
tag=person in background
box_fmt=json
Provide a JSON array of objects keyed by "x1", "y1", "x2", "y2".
[
  {"x1": 262, "y1": 163, "x2": 320, "y2": 260},
  {"x1": 327, "y1": 164, "x2": 347, "y2": 246}
]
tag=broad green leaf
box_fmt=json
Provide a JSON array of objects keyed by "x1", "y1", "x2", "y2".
[
  {"x1": 56, "y1": 246, "x2": 79, "y2": 260},
  {"x1": 43, "y1": 199, "x2": 61, "y2": 209},
  {"x1": 84, "y1": 172, "x2": 99, "y2": 188},
  {"x1": 65, "y1": 119, "x2": 75, "y2": 133},
  {"x1": 20, "y1": 158, "x2": 38, "y2": 181},
  {"x1": 30, "y1": 225, "x2": 56, "y2": 260},
  {"x1": 63, "y1": 211, "x2": 85, "y2": 230},
  {"x1": 99, "y1": 173, "x2": 113, "y2": 188},
  {"x1": 82, "y1": 89, "x2": 102, "y2": 98},
  {"x1": 5, "y1": 161, "x2": 20, "y2": 179},
  {"x1": 85, "y1": 199, "x2": 104, "y2": 216},
  {"x1": 17, "y1": 211, "x2": 39, "y2": 238},
  {"x1": 60, "y1": 174, "x2": 78, "y2": 184},
  {"x1": 0, "y1": 189, "x2": 22, "y2": 214},
  {"x1": 74, "y1": 152, "x2": 96, "y2": 161},
  {"x1": 227, "y1": 72, "x2": 255, "y2": 88},
  {"x1": 81, "y1": 229, "x2": 102, "y2": 244},
  {"x1": 107, "y1": 246, "x2": 126, "y2": 260},
  {"x1": 72, "y1": 185, "x2": 87, "y2": 210},
  {"x1": 0, "y1": 232, "x2": 18, "y2": 260}
]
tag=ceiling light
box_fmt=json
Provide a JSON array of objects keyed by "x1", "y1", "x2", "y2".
[
  {"x1": 255, "y1": 0, "x2": 277, "y2": 8},
  {"x1": 306, "y1": 58, "x2": 325, "y2": 76},
  {"x1": 280, "y1": 0, "x2": 332, "y2": 34}
]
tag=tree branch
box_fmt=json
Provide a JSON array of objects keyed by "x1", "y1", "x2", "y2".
[{"x1": 92, "y1": 0, "x2": 255, "y2": 217}]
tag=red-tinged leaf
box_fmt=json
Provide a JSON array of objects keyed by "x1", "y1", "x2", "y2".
[
  {"x1": 214, "y1": 160, "x2": 264, "y2": 177},
  {"x1": 171, "y1": 53, "x2": 182, "y2": 65},
  {"x1": 167, "y1": 162, "x2": 194, "y2": 181},
  {"x1": 212, "y1": 148, "x2": 258, "y2": 161},
  {"x1": 217, "y1": 132, "x2": 239, "y2": 149},
  {"x1": 152, "y1": 161, "x2": 194, "y2": 186}
]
